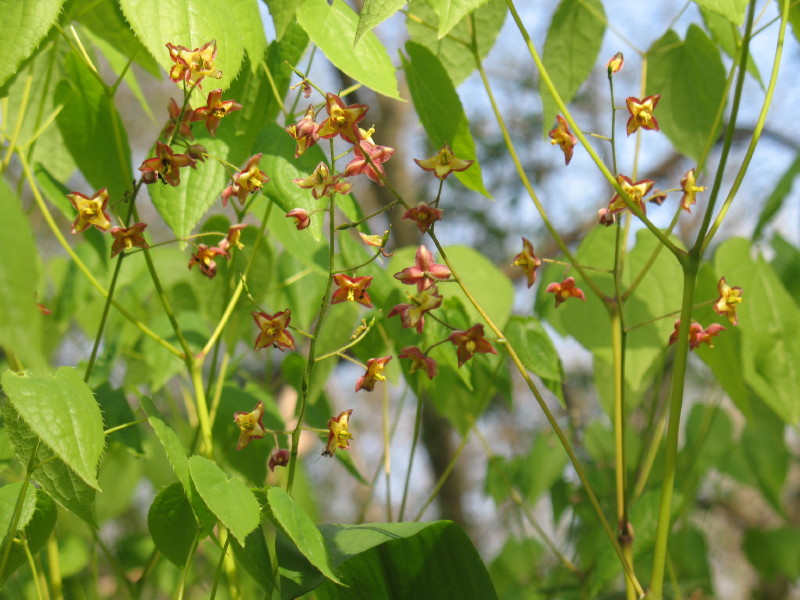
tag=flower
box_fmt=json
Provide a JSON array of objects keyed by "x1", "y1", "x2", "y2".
[
  {"x1": 626, "y1": 95, "x2": 661, "y2": 136},
  {"x1": 222, "y1": 154, "x2": 269, "y2": 207},
  {"x1": 331, "y1": 274, "x2": 373, "y2": 307},
  {"x1": 512, "y1": 237, "x2": 542, "y2": 288},
  {"x1": 713, "y1": 277, "x2": 743, "y2": 326},
  {"x1": 252, "y1": 309, "x2": 295, "y2": 351},
  {"x1": 598, "y1": 207, "x2": 616, "y2": 226},
  {"x1": 233, "y1": 401, "x2": 265, "y2": 450},
  {"x1": 359, "y1": 230, "x2": 391, "y2": 257},
  {"x1": 110, "y1": 223, "x2": 148, "y2": 257},
  {"x1": 286, "y1": 208, "x2": 311, "y2": 230},
  {"x1": 546, "y1": 277, "x2": 586, "y2": 308},
  {"x1": 342, "y1": 138, "x2": 395, "y2": 184},
  {"x1": 448, "y1": 324, "x2": 497, "y2": 367},
  {"x1": 414, "y1": 144, "x2": 473, "y2": 180},
  {"x1": 162, "y1": 98, "x2": 193, "y2": 140},
  {"x1": 186, "y1": 144, "x2": 207, "y2": 162},
  {"x1": 398, "y1": 346, "x2": 437, "y2": 379},
  {"x1": 67, "y1": 189, "x2": 111, "y2": 233},
  {"x1": 323, "y1": 409, "x2": 353, "y2": 457},
  {"x1": 317, "y1": 93, "x2": 368, "y2": 144},
  {"x1": 402, "y1": 202, "x2": 443, "y2": 234},
  {"x1": 286, "y1": 105, "x2": 319, "y2": 158},
  {"x1": 393, "y1": 245, "x2": 451, "y2": 292},
  {"x1": 388, "y1": 286, "x2": 443, "y2": 334},
  {"x1": 679, "y1": 168, "x2": 706, "y2": 213},
  {"x1": 190, "y1": 89, "x2": 242, "y2": 136},
  {"x1": 166, "y1": 40, "x2": 222, "y2": 88},
  {"x1": 268, "y1": 448, "x2": 290, "y2": 472},
  {"x1": 549, "y1": 115, "x2": 578, "y2": 165},
  {"x1": 218, "y1": 224, "x2": 246, "y2": 253},
  {"x1": 188, "y1": 244, "x2": 228, "y2": 279},
  {"x1": 669, "y1": 319, "x2": 725, "y2": 350},
  {"x1": 139, "y1": 142, "x2": 196, "y2": 186},
  {"x1": 355, "y1": 356, "x2": 392, "y2": 392},
  {"x1": 607, "y1": 175, "x2": 655, "y2": 215},
  {"x1": 293, "y1": 162, "x2": 340, "y2": 199},
  {"x1": 607, "y1": 51, "x2": 624, "y2": 75}
]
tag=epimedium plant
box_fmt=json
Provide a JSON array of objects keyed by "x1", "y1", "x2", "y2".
[{"x1": 0, "y1": 0, "x2": 799, "y2": 599}]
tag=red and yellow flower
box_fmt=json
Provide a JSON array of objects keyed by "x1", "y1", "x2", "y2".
[
  {"x1": 110, "y1": 223, "x2": 148, "y2": 257},
  {"x1": 448, "y1": 324, "x2": 497, "y2": 368},
  {"x1": 413, "y1": 144, "x2": 473, "y2": 180},
  {"x1": 713, "y1": 277, "x2": 743, "y2": 326},
  {"x1": 546, "y1": 277, "x2": 586, "y2": 308},
  {"x1": 67, "y1": 189, "x2": 111, "y2": 233},
  {"x1": 222, "y1": 154, "x2": 269, "y2": 207},
  {"x1": 190, "y1": 89, "x2": 241, "y2": 136},
  {"x1": 233, "y1": 401, "x2": 265, "y2": 450},
  {"x1": 166, "y1": 40, "x2": 222, "y2": 88},
  {"x1": 139, "y1": 142, "x2": 196, "y2": 186},
  {"x1": 252, "y1": 309, "x2": 295, "y2": 351},
  {"x1": 393, "y1": 245, "x2": 451, "y2": 292},
  {"x1": 402, "y1": 202, "x2": 443, "y2": 234},
  {"x1": 317, "y1": 93, "x2": 368, "y2": 144},
  {"x1": 549, "y1": 115, "x2": 578, "y2": 165},
  {"x1": 355, "y1": 356, "x2": 392, "y2": 392},
  {"x1": 323, "y1": 409, "x2": 353, "y2": 456},
  {"x1": 512, "y1": 237, "x2": 542, "y2": 288},
  {"x1": 331, "y1": 274, "x2": 373, "y2": 307},
  {"x1": 626, "y1": 95, "x2": 661, "y2": 136},
  {"x1": 398, "y1": 346, "x2": 437, "y2": 379}
]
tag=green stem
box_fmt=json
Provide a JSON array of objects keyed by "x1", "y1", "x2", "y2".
[
  {"x1": 176, "y1": 531, "x2": 201, "y2": 600},
  {"x1": 0, "y1": 441, "x2": 39, "y2": 581},
  {"x1": 413, "y1": 430, "x2": 470, "y2": 522},
  {"x1": 0, "y1": 68, "x2": 33, "y2": 174},
  {"x1": 191, "y1": 361, "x2": 215, "y2": 459},
  {"x1": 46, "y1": 533, "x2": 63, "y2": 600},
  {"x1": 399, "y1": 393, "x2": 424, "y2": 521}
]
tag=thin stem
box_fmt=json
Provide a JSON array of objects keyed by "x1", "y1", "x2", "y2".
[
  {"x1": 0, "y1": 441, "x2": 39, "y2": 581},
  {"x1": 382, "y1": 383, "x2": 392, "y2": 522},
  {"x1": 176, "y1": 531, "x2": 201, "y2": 600},
  {"x1": 413, "y1": 430, "x2": 470, "y2": 522},
  {"x1": 46, "y1": 534, "x2": 63, "y2": 600},
  {"x1": 1, "y1": 69, "x2": 33, "y2": 173},
  {"x1": 399, "y1": 394, "x2": 424, "y2": 521},
  {"x1": 191, "y1": 362, "x2": 215, "y2": 459}
]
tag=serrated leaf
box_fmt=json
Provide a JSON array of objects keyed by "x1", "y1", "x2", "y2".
[
  {"x1": 150, "y1": 136, "x2": 229, "y2": 243},
  {"x1": 693, "y1": 0, "x2": 748, "y2": 25},
  {"x1": 355, "y1": 0, "x2": 406, "y2": 46},
  {"x1": 403, "y1": 42, "x2": 490, "y2": 197},
  {"x1": 231, "y1": 526, "x2": 276, "y2": 592},
  {"x1": 0, "y1": 490, "x2": 57, "y2": 585},
  {"x1": 140, "y1": 395, "x2": 190, "y2": 491},
  {"x1": 701, "y1": 7, "x2": 762, "y2": 87},
  {"x1": 118, "y1": 0, "x2": 245, "y2": 94},
  {"x1": 0, "y1": 180, "x2": 44, "y2": 368},
  {"x1": 2, "y1": 368, "x2": 104, "y2": 489},
  {"x1": 0, "y1": 0, "x2": 65, "y2": 90},
  {"x1": 230, "y1": 0, "x2": 267, "y2": 71},
  {"x1": 428, "y1": 0, "x2": 492, "y2": 39},
  {"x1": 55, "y1": 53, "x2": 133, "y2": 200},
  {"x1": 188, "y1": 456, "x2": 261, "y2": 544},
  {"x1": 265, "y1": 0, "x2": 302, "y2": 40},
  {"x1": 646, "y1": 26, "x2": 726, "y2": 161},
  {"x1": 297, "y1": 0, "x2": 400, "y2": 99},
  {"x1": 540, "y1": 0, "x2": 605, "y2": 138},
  {"x1": 267, "y1": 486, "x2": 341, "y2": 585},
  {"x1": 0, "y1": 483, "x2": 38, "y2": 535},
  {"x1": 147, "y1": 482, "x2": 199, "y2": 567}
]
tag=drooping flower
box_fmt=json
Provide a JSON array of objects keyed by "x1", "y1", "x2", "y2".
[
  {"x1": 190, "y1": 89, "x2": 242, "y2": 136},
  {"x1": 448, "y1": 324, "x2": 497, "y2": 368},
  {"x1": 139, "y1": 142, "x2": 196, "y2": 186},
  {"x1": 252, "y1": 309, "x2": 295, "y2": 351},
  {"x1": 607, "y1": 174, "x2": 655, "y2": 215},
  {"x1": 402, "y1": 202, "x2": 443, "y2": 234},
  {"x1": 188, "y1": 244, "x2": 228, "y2": 279},
  {"x1": 67, "y1": 189, "x2": 111, "y2": 233},
  {"x1": 331, "y1": 274, "x2": 373, "y2": 307},
  {"x1": 323, "y1": 409, "x2": 353, "y2": 457},
  {"x1": 162, "y1": 98, "x2": 194, "y2": 140},
  {"x1": 669, "y1": 319, "x2": 725, "y2": 350},
  {"x1": 398, "y1": 346, "x2": 437, "y2": 379},
  {"x1": 546, "y1": 277, "x2": 586, "y2": 308},
  {"x1": 166, "y1": 40, "x2": 222, "y2": 88},
  {"x1": 233, "y1": 401, "x2": 265, "y2": 450},
  {"x1": 293, "y1": 162, "x2": 341, "y2": 199},
  {"x1": 222, "y1": 154, "x2": 269, "y2": 207},
  {"x1": 355, "y1": 356, "x2": 392, "y2": 392},
  {"x1": 286, "y1": 208, "x2": 311, "y2": 230},
  {"x1": 549, "y1": 115, "x2": 578, "y2": 165},
  {"x1": 626, "y1": 95, "x2": 661, "y2": 136},
  {"x1": 679, "y1": 168, "x2": 706, "y2": 213},
  {"x1": 414, "y1": 144, "x2": 474, "y2": 180},
  {"x1": 607, "y1": 51, "x2": 624, "y2": 75},
  {"x1": 286, "y1": 105, "x2": 319, "y2": 158},
  {"x1": 186, "y1": 143, "x2": 207, "y2": 162},
  {"x1": 388, "y1": 286, "x2": 443, "y2": 334},
  {"x1": 713, "y1": 277, "x2": 743, "y2": 326},
  {"x1": 343, "y1": 138, "x2": 395, "y2": 184},
  {"x1": 512, "y1": 237, "x2": 542, "y2": 288},
  {"x1": 393, "y1": 245, "x2": 452, "y2": 292},
  {"x1": 317, "y1": 93, "x2": 368, "y2": 144},
  {"x1": 268, "y1": 448, "x2": 290, "y2": 472},
  {"x1": 110, "y1": 223, "x2": 148, "y2": 257},
  {"x1": 218, "y1": 224, "x2": 246, "y2": 253},
  {"x1": 598, "y1": 207, "x2": 616, "y2": 227}
]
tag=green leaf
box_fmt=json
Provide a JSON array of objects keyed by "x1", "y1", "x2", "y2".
[
  {"x1": 147, "y1": 482, "x2": 199, "y2": 567},
  {"x1": 265, "y1": 0, "x2": 302, "y2": 40},
  {"x1": 118, "y1": 0, "x2": 246, "y2": 94},
  {"x1": 55, "y1": 53, "x2": 133, "y2": 200},
  {"x1": 297, "y1": 0, "x2": 400, "y2": 100},
  {"x1": 267, "y1": 486, "x2": 341, "y2": 585},
  {"x1": 150, "y1": 136, "x2": 229, "y2": 243},
  {"x1": 2, "y1": 368, "x2": 104, "y2": 489},
  {"x1": 0, "y1": 179, "x2": 44, "y2": 368},
  {"x1": 3, "y1": 402, "x2": 97, "y2": 527},
  {"x1": 715, "y1": 238, "x2": 800, "y2": 424},
  {"x1": 140, "y1": 395, "x2": 190, "y2": 492},
  {"x1": 701, "y1": 7, "x2": 762, "y2": 87},
  {"x1": 741, "y1": 407, "x2": 789, "y2": 515},
  {"x1": 0, "y1": 483, "x2": 38, "y2": 535},
  {"x1": 539, "y1": 0, "x2": 606, "y2": 138},
  {"x1": 0, "y1": 490, "x2": 57, "y2": 585},
  {"x1": 646, "y1": 26, "x2": 726, "y2": 161},
  {"x1": 231, "y1": 526, "x2": 276, "y2": 592},
  {"x1": 403, "y1": 42, "x2": 490, "y2": 197},
  {"x1": 788, "y1": 0, "x2": 800, "y2": 43},
  {"x1": 188, "y1": 456, "x2": 261, "y2": 544},
  {"x1": 504, "y1": 315, "x2": 563, "y2": 383},
  {"x1": 355, "y1": 0, "x2": 407, "y2": 46},
  {"x1": 693, "y1": 0, "x2": 748, "y2": 25},
  {"x1": 0, "y1": 0, "x2": 65, "y2": 90},
  {"x1": 754, "y1": 154, "x2": 800, "y2": 240},
  {"x1": 94, "y1": 384, "x2": 144, "y2": 455},
  {"x1": 230, "y1": 0, "x2": 268, "y2": 71},
  {"x1": 744, "y1": 527, "x2": 800, "y2": 580},
  {"x1": 428, "y1": 0, "x2": 491, "y2": 39},
  {"x1": 406, "y1": 0, "x2": 507, "y2": 87}
]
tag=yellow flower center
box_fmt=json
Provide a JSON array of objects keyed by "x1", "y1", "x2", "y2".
[{"x1": 465, "y1": 340, "x2": 476, "y2": 353}]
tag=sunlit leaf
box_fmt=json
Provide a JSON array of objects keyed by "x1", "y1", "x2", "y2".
[{"x1": 0, "y1": 0, "x2": 64, "y2": 91}]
